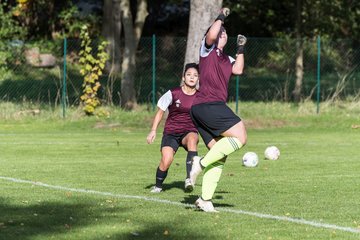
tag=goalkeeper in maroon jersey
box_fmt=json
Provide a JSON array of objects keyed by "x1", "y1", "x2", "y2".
[
  {"x1": 147, "y1": 63, "x2": 200, "y2": 193},
  {"x1": 189, "y1": 8, "x2": 248, "y2": 212}
]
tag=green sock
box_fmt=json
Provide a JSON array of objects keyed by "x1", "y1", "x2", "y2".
[
  {"x1": 201, "y1": 159, "x2": 225, "y2": 200},
  {"x1": 201, "y1": 137, "x2": 242, "y2": 167}
]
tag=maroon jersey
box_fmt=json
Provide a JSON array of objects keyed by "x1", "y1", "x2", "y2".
[
  {"x1": 157, "y1": 87, "x2": 198, "y2": 134},
  {"x1": 193, "y1": 40, "x2": 234, "y2": 105}
]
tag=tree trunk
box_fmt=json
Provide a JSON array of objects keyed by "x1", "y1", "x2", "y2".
[
  {"x1": 120, "y1": 0, "x2": 148, "y2": 110},
  {"x1": 102, "y1": 0, "x2": 122, "y2": 74},
  {"x1": 292, "y1": 0, "x2": 303, "y2": 103},
  {"x1": 102, "y1": 0, "x2": 122, "y2": 104},
  {"x1": 293, "y1": 44, "x2": 303, "y2": 102},
  {"x1": 185, "y1": 0, "x2": 223, "y2": 64},
  {"x1": 134, "y1": 0, "x2": 148, "y2": 47}
]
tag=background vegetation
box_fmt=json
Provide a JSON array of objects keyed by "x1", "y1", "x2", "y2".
[{"x1": 0, "y1": 0, "x2": 359, "y2": 111}]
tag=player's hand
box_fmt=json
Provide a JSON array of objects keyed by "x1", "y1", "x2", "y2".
[
  {"x1": 146, "y1": 130, "x2": 156, "y2": 144},
  {"x1": 236, "y1": 34, "x2": 247, "y2": 55},
  {"x1": 221, "y1": 8, "x2": 230, "y2": 17},
  {"x1": 237, "y1": 34, "x2": 247, "y2": 46},
  {"x1": 216, "y1": 7, "x2": 230, "y2": 22}
]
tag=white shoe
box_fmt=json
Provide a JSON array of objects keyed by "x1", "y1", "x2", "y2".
[
  {"x1": 195, "y1": 197, "x2": 218, "y2": 213},
  {"x1": 184, "y1": 178, "x2": 193, "y2": 192},
  {"x1": 150, "y1": 186, "x2": 162, "y2": 193},
  {"x1": 190, "y1": 156, "x2": 203, "y2": 186}
]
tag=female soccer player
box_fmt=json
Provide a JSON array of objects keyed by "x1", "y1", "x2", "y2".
[
  {"x1": 147, "y1": 63, "x2": 200, "y2": 193},
  {"x1": 189, "y1": 8, "x2": 247, "y2": 212}
]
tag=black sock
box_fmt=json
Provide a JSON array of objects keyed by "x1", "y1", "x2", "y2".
[
  {"x1": 155, "y1": 167, "x2": 168, "y2": 188},
  {"x1": 186, "y1": 151, "x2": 198, "y2": 178}
]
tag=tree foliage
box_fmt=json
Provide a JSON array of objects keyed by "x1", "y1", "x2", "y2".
[
  {"x1": 0, "y1": 1, "x2": 26, "y2": 78},
  {"x1": 223, "y1": 0, "x2": 359, "y2": 41},
  {"x1": 221, "y1": 0, "x2": 359, "y2": 102},
  {"x1": 0, "y1": 1, "x2": 26, "y2": 40},
  {"x1": 4, "y1": 0, "x2": 100, "y2": 39},
  {"x1": 79, "y1": 25, "x2": 109, "y2": 116},
  {"x1": 0, "y1": 0, "x2": 358, "y2": 41}
]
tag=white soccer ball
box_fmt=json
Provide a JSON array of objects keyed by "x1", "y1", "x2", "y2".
[
  {"x1": 264, "y1": 146, "x2": 280, "y2": 160},
  {"x1": 242, "y1": 152, "x2": 259, "y2": 167}
]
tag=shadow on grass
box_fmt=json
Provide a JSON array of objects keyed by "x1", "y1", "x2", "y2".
[
  {"x1": 0, "y1": 197, "x2": 124, "y2": 240},
  {"x1": 181, "y1": 195, "x2": 198, "y2": 206},
  {"x1": 145, "y1": 181, "x2": 235, "y2": 206},
  {"x1": 0, "y1": 194, "x2": 223, "y2": 240},
  {"x1": 144, "y1": 180, "x2": 186, "y2": 192},
  {"x1": 111, "y1": 227, "x2": 219, "y2": 240},
  {"x1": 182, "y1": 195, "x2": 235, "y2": 209},
  {"x1": 162, "y1": 180, "x2": 185, "y2": 192}
]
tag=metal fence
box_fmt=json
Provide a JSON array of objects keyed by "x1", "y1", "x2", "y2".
[{"x1": 0, "y1": 36, "x2": 359, "y2": 110}]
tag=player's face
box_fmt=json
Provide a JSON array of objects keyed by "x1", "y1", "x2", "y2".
[
  {"x1": 183, "y1": 68, "x2": 199, "y2": 88},
  {"x1": 217, "y1": 30, "x2": 228, "y2": 49}
]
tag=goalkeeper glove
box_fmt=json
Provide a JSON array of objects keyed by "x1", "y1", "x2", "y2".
[
  {"x1": 215, "y1": 8, "x2": 230, "y2": 23},
  {"x1": 236, "y1": 34, "x2": 247, "y2": 55}
]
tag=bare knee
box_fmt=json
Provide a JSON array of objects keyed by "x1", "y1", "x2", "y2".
[
  {"x1": 183, "y1": 133, "x2": 199, "y2": 151},
  {"x1": 160, "y1": 147, "x2": 174, "y2": 170},
  {"x1": 187, "y1": 136, "x2": 198, "y2": 145},
  {"x1": 239, "y1": 136, "x2": 247, "y2": 146},
  {"x1": 221, "y1": 121, "x2": 247, "y2": 146},
  {"x1": 159, "y1": 156, "x2": 173, "y2": 170},
  {"x1": 235, "y1": 131, "x2": 247, "y2": 146},
  {"x1": 207, "y1": 139, "x2": 217, "y2": 149}
]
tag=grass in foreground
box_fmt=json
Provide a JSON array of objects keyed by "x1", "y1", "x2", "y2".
[{"x1": 0, "y1": 101, "x2": 360, "y2": 240}]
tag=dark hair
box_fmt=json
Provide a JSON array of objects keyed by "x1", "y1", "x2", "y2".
[{"x1": 183, "y1": 63, "x2": 199, "y2": 76}]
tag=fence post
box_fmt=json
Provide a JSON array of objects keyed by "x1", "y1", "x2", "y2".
[
  {"x1": 316, "y1": 35, "x2": 321, "y2": 114},
  {"x1": 62, "y1": 37, "x2": 67, "y2": 118},
  {"x1": 235, "y1": 76, "x2": 239, "y2": 114},
  {"x1": 152, "y1": 34, "x2": 156, "y2": 111}
]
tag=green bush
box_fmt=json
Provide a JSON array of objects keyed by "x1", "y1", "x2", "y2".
[{"x1": 0, "y1": 1, "x2": 26, "y2": 80}]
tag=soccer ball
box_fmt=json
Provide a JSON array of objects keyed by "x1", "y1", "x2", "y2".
[
  {"x1": 242, "y1": 152, "x2": 259, "y2": 167},
  {"x1": 264, "y1": 146, "x2": 280, "y2": 160}
]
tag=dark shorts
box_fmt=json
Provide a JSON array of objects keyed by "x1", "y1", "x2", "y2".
[
  {"x1": 161, "y1": 131, "x2": 197, "y2": 152},
  {"x1": 190, "y1": 101, "x2": 241, "y2": 146}
]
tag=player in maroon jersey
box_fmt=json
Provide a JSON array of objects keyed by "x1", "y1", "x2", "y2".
[
  {"x1": 189, "y1": 8, "x2": 248, "y2": 212},
  {"x1": 147, "y1": 63, "x2": 200, "y2": 193}
]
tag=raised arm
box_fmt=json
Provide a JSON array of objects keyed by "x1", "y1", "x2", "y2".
[
  {"x1": 232, "y1": 34, "x2": 247, "y2": 75},
  {"x1": 205, "y1": 8, "x2": 230, "y2": 46}
]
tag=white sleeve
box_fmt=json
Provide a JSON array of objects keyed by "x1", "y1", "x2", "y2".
[
  {"x1": 157, "y1": 90, "x2": 172, "y2": 111},
  {"x1": 229, "y1": 56, "x2": 235, "y2": 64},
  {"x1": 200, "y1": 38, "x2": 215, "y2": 58}
]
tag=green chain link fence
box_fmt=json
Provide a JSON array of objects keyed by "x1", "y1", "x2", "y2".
[{"x1": 0, "y1": 36, "x2": 359, "y2": 113}]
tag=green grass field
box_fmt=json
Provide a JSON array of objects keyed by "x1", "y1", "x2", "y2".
[{"x1": 1, "y1": 102, "x2": 360, "y2": 240}]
